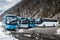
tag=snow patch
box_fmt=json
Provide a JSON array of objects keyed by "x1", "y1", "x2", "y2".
[{"x1": 0, "y1": 27, "x2": 18, "y2": 40}]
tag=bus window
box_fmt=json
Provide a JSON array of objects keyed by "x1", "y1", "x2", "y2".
[
  {"x1": 21, "y1": 18, "x2": 29, "y2": 24},
  {"x1": 21, "y1": 20, "x2": 29, "y2": 24},
  {"x1": 35, "y1": 18, "x2": 43, "y2": 24},
  {"x1": 43, "y1": 19, "x2": 57, "y2": 22}
]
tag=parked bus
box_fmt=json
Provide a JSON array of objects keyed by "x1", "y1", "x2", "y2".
[
  {"x1": 18, "y1": 17, "x2": 36, "y2": 28},
  {"x1": 35, "y1": 18, "x2": 59, "y2": 27},
  {"x1": 3, "y1": 15, "x2": 18, "y2": 30}
]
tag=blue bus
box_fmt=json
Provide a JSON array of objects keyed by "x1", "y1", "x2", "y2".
[
  {"x1": 34, "y1": 18, "x2": 58, "y2": 27},
  {"x1": 3, "y1": 15, "x2": 18, "y2": 30},
  {"x1": 18, "y1": 17, "x2": 29, "y2": 29},
  {"x1": 17, "y1": 17, "x2": 36, "y2": 29}
]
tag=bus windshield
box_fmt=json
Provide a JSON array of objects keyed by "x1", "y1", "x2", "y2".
[
  {"x1": 29, "y1": 19, "x2": 35, "y2": 24},
  {"x1": 6, "y1": 16, "x2": 17, "y2": 25},
  {"x1": 21, "y1": 18, "x2": 29, "y2": 24}
]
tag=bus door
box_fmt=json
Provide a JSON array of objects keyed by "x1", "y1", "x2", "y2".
[
  {"x1": 29, "y1": 19, "x2": 35, "y2": 28},
  {"x1": 17, "y1": 16, "x2": 21, "y2": 28}
]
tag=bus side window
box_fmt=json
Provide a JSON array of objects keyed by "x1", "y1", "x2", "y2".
[{"x1": 40, "y1": 19, "x2": 43, "y2": 23}]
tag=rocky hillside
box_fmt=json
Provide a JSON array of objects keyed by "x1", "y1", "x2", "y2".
[
  {"x1": 2, "y1": 0, "x2": 60, "y2": 19},
  {"x1": 16, "y1": 0, "x2": 60, "y2": 18}
]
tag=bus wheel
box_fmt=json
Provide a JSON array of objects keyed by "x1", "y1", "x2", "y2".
[
  {"x1": 43, "y1": 24, "x2": 45, "y2": 27},
  {"x1": 53, "y1": 25, "x2": 55, "y2": 27}
]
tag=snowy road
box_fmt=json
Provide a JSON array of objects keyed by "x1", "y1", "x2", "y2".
[
  {"x1": 10, "y1": 28, "x2": 60, "y2": 40},
  {"x1": 0, "y1": 25, "x2": 60, "y2": 40},
  {"x1": 0, "y1": 27, "x2": 18, "y2": 40},
  {"x1": 10, "y1": 32, "x2": 38, "y2": 40}
]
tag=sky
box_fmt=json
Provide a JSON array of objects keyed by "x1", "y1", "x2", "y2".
[{"x1": 0, "y1": 0, "x2": 22, "y2": 15}]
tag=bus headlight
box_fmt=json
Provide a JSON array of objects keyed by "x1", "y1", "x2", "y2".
[{"x1": 7, "y1": 22, "x2": 9, "y2": 23}]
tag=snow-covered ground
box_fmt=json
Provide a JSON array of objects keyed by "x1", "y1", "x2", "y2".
[
  {"x1": 0, "y1": 22, "x2": 3, "y2": 27},
  {"x1": 0, "y1": 27, "x2": 18, "y2": 40},
  {"x1": 19, "y1": 27, "x2": 59, "y2": 35}
]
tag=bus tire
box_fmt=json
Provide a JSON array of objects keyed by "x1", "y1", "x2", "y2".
[
  {"x1": 53, "y1": 24, "x2": 55, "y2": 27},
  {"x1": 43, "y1": 24, "x2": 45, "y2": 27}
]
